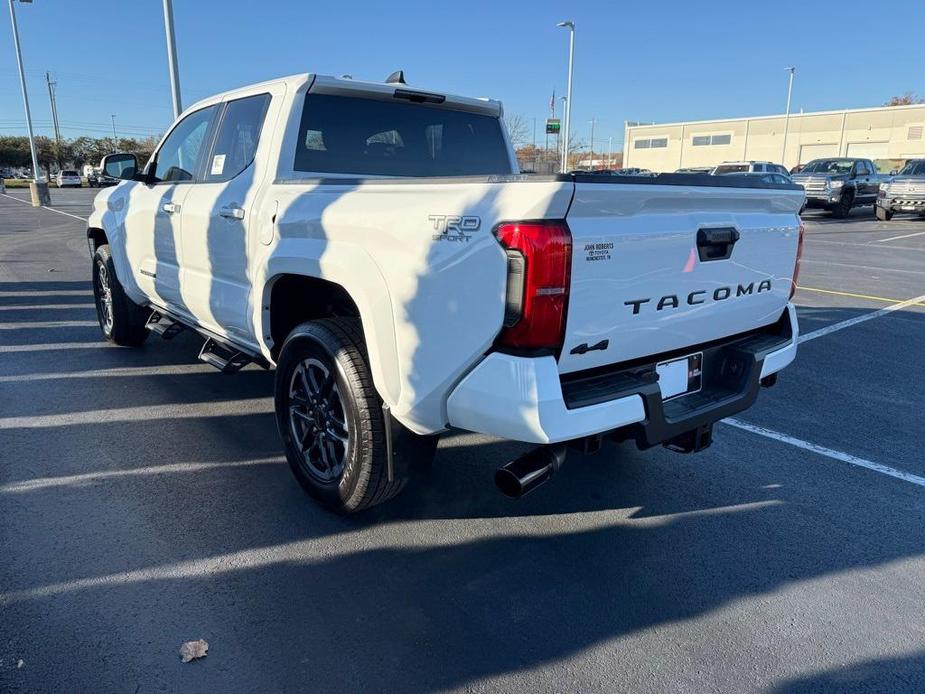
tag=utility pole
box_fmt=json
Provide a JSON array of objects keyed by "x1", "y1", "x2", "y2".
[
  {"x1": 781, "y1": 67, "x2": 796, "y2": 168},
  {"x1": 162, "y1": 0, "x2": 182, "y2": 119},
  {"x1": 110, "y1": 114, "x2": 118, "y2": 152},
  {"x1": 45, "y1": 71, "x2": 61, "y2": 167},
  {"x1": 8, "y1": 0, "x2": 50, "y2": 206},
  {"x1": 557, "y1": 21, "x2": 575, "y2": 173}
]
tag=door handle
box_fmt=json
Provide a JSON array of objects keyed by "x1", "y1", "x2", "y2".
[
  {"x1": 219, "y1": 205, "x2": 245, "y2": 220},
  {"x1": 696, "y1": 227, "x2": 740, "y2": 261},
  {"x1": 161, "y1": 202, "x2": 179, "y2": 214}
]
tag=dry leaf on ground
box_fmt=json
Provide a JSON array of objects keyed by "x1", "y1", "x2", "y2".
[{"x1": 179, "y1": 639, "x2": 209, "y2": 663}]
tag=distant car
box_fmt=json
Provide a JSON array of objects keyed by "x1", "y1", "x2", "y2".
[
  {"x1": 711, "y1": 161, "x2": 789, "y2": 176},
  {"x1": 86, "y1": 169, "x2": 119, "y2": 188},
  {"x1": 876, "y1": 158, "x2": 925, "y2": 221},
  {"x1": 0, "y1": 167, "x2": 13, "y2": 179},
  {"x1": 675, "y1": 166, "x2": 713, "y2": 174},
  {"x1": 55, "y1": 170, "x2": 82, "y2": 188},
  {"x1": 718, "y1": 171, "x2": 793, "y2": 185},
  {"x1": 614, "y1": 167, "x2": 655, "y2": 176}
]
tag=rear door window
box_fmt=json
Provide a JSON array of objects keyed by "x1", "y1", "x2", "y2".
[
  {"x1": 293, "y1": 93, "x2": 511, "y2": 177},
  {"x1": 205, "y1": 93, "x2": 271, "y2": 183}
]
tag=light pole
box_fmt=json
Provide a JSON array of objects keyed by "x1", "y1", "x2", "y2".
[
  {"x1": 608, "y1": 136, "x2": 613, "y2": 169},
  {"x1": 557, "y1": 20, "x2": 575, "y2": 173},
  {"x1": 110, "y1": 114, "x2": 118, "y2": 152},
  {"x1": 162, "y1": 0, "x2": 182, "y2": 119},
  {"x1": 588, "y1": 118, "x2": 597, "y2": 170},
  {"x1": 8, "y1": 0, "x2": 50, "y2": 206},
  {"x1": 781, "y1": 67, "x2": 796, "y2": 168}
]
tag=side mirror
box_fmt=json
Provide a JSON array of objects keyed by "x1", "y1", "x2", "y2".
[{"x1": 101, "y1": 153, "x2": 138, "y2": 181}]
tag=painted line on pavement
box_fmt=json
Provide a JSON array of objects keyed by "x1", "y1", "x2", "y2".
[
  {"x1": 798, "y1": 286, "x2": 925, "y2": 306},
  {"x1": 802, "y1": 258, "x2": 925, "y2": 276},
  {"x1": 875, "y1": 229, "x2": 925, "y2": 243},
  {"x1": 724, "y1": 418, "x2": 925, "y2": 488},
  {"x1": 0, "y1": 320, "x2": 98, "y2": 330},
  {"x1": 0, "y1": 191, "x2": 89, "y2": 222},
  {"x1": 798, "y1": 293, "x2": 925, "y2": 344}
]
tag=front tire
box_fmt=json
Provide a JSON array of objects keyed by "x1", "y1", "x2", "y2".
[
  {"x1": 92, "y1": 245, "x2": 149, "y2": 346},
  {"x1": 875, "y1": 205, "x2": 893, "y2": 221},
  {"x1": 831, "y1": 191, "x2": 854, "y2": 219},
  {"x1": 274, "y1": 318, "x2": 416, "y2": 513}
]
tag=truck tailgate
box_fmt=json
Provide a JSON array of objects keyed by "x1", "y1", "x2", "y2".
[{"x1": 558, "y1": 180, "x2": 803, "y2": 374}]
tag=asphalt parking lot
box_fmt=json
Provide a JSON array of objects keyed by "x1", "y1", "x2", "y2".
[{"x1": 2, "y1": 187, "x2": 924, "y2": 693}]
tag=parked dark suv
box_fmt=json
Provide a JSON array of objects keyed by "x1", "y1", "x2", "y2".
[{"x1": 791, "y1": 158, "x2": 885, "y2": 218}]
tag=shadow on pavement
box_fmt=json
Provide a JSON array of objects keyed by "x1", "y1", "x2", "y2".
[{"x1": 772, "y1": 652, "x2": 925, "y2": 693}]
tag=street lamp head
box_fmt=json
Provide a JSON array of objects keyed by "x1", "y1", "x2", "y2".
[
  {"x1": 557, "y1": 20, "x2": 574, "y2": 29},
  {"x1": 785, "y1": 66, "x2": 796, "y2": 73}
]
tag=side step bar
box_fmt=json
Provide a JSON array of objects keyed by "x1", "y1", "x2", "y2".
[
  {"x1": 146, "y1": 311, "x2": 185, "y2": 340},
  {"x1": 198, "y1": 337, "x2": 252, "y2": 374}
]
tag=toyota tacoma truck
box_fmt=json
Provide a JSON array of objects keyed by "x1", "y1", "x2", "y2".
[
  {"x1": 876, "y1": 159, "x2": 925, "y2": 221},
  {"x1": 791, "y1": 157, "x2": 884, "y2": 218},
  {"x1": 88, "y1": 72, "x2": 803, "y2": 513}
]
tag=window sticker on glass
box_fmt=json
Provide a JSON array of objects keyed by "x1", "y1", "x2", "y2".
[{"x1": 210, "y1": 154, "x2": 226, "y2": 176}]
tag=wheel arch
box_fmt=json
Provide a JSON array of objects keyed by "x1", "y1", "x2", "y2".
[
  {"x1": 87, "y1": 226, "x2": 108, "y2": 254},
  {"x1": 260, "y1": 262, "x2": 402, "y2": 408}
]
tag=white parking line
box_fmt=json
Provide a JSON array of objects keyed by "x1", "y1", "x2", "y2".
[
  {"x1": 802, "y1": 259, "x2": 925, "y2": 276},
  {"x1": 0, "y1": 320, "x2": 98, "y2": 330},
  {"x1": 875, "y1": 229, "x2": 925, "y2": 243},
  {"x1": 798, "y1": 293, "x2": 925, "y2": 344},
  {"x1": 724, "y1": 418, "x2": 925, "y2": 488},
  {"x1": 0, "y1": 303, "x2": 94, "y2": 310},
  {"x1": 0, "y1": 290, "x2": 90, "y2": 297},
  {"x1": 0, "y1": 341, "x2": 106, "y2": 353},
  {"x1": 0, "y1": 191, "x2": 89, "y2": 222}
]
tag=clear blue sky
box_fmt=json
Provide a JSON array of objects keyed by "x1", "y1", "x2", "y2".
[{"x1": 2, "y1": 0, "x2": 922, "y2": 151}]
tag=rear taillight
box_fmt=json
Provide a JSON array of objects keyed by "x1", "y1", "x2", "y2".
[
  {"x1": 494, "y1": 220, "x2": 572, "y2": 349},
  {"x1": 790, "y1": 222, "x2": 805, "y2": 299}
]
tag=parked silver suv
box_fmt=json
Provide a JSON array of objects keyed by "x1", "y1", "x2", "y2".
[
  {"x1": 711, "y1": 161, "x2": 789, "y2": 176},
  {"x1": 876, "y1": 159, "x2": 925, "y2": 221}
]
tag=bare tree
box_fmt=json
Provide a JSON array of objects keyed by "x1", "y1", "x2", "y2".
[
  {"x1": 884, "y1": 92, "x2": 925, "y2": 106},
  {"x1": 504, "y1": 113, "x2": 531, "y2": 148}
]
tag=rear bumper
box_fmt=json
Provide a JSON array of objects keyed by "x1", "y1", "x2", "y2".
[{"x1": 447, "y1": 304, "x2": 798, "y2": 445}]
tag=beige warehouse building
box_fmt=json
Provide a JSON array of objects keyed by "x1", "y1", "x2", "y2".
[{"x1": 622, "y1": 103, "x2": 925, "y2": 173}]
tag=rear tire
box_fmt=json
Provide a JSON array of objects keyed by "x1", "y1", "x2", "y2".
[
  {"x1": 875, "y1": 205, "x2": 893, "y2": 221},
  {"x1": 274, "y1": 318, "x2": 423, "y2": 513},
  {"x1": 92, "y1": 245, "x2": 149, "y2": 346},
  {"x1": 831, "y1": 191, "x2": 853, "y2": 219}
]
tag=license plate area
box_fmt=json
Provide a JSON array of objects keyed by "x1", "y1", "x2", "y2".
[{"x1": 656, "y1": 353, "x2": 703, "y2": 401}]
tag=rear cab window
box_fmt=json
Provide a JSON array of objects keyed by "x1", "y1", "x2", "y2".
[{"x1": 293, "y1": 93, "x2": 512, "y2": 177}]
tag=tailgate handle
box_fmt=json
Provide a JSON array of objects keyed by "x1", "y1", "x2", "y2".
[{"x1": 696, "y1": 227, "x2": 740, "y2": 261}]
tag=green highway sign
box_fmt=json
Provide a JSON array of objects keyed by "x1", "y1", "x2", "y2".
[{"x1": 545, "y1": 118, "x2": 561, "y2": 135}]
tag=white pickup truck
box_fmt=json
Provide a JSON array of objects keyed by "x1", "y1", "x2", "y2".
[{"x1": 88, "y1": 72, "x2": 804, "y2": 513}]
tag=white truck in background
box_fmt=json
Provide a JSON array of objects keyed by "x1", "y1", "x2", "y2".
[{"x1": 88, "y1": 72, "x2": 803, "y2": 513}]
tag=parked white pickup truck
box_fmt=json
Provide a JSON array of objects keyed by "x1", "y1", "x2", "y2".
[{"x1": 88, "y1": 72, "x2": 804, "y2": 513}]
